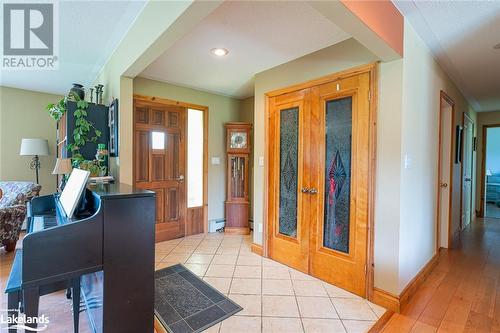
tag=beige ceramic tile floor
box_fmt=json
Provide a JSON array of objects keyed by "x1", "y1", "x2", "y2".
[{"x1": 155, "y1": 232, "x2": 386, "y2": 333}]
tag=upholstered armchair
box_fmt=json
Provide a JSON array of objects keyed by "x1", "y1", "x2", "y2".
[{"x1": 0, "y1": 181, "x2": 41, "y2": 251}]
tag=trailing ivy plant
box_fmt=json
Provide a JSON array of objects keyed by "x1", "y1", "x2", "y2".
[
  {"x1": 46, "y1": 96, "x2": 67, "y2": 121},
  {"x1": 47, "y1": 92, "x2": 101, "y2": 168}
]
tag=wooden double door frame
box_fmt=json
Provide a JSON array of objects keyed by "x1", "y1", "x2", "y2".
[
  {"x1": 264, "y1": 64, "x2": 378, "y2": 298},
  {"x1": 133, "y1": 94, "x2": 208, "y2": 242}
]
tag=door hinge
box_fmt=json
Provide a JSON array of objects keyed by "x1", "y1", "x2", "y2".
[
  {"x1": 364, "y1": 264, "x2": 367, "y2": 276},
  {"x1": 368, "y1": 90, "x2": 371, "y2": 101}
]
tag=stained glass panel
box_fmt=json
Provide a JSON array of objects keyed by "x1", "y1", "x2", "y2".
[
  {"x1": 279, "y1": 107, "x2": 299, "y2": 238},
  {"x1": 323, "y1": 97, "x2": 352, "y2": 253}
]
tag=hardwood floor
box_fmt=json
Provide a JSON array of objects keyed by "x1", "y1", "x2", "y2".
[{"x1": 379, "y1": 217, "x2": 500, "y2": 333}]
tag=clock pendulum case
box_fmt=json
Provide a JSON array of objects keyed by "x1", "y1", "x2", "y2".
[{"x1": 225, "y1": 122, "x2": 252, "y2": 234}]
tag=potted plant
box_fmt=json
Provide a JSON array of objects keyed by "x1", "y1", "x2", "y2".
[{"x1": 47, "y1": 92, "x2": 102, "y2": 169}]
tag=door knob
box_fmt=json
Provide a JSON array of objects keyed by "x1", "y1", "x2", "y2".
[
  {"x1": 301, "y1": 187, "x2": 310, "y2": 193},
  {"x1": 465, "y1": 178, "x2": 471, "y2": 182},
  {"x1": 440, "y1": 182, "x2": 448, "y2": 188},
  {"x1": 176, "y1": 175, "x2": 184, "y2": 182},
  {"x1": 308, "y1": 188, "x2": 318, "y2": 194}
]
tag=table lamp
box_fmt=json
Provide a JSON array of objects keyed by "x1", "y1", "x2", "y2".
[
  {"x1": 20, "y1": 138, "x2": 49, "y2": 184},
  {"x1": 52, "y1": 158, "x2": 73, "y2": 191}
]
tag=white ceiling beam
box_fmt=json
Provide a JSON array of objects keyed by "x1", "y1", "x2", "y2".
[{"x1": 309, "y1": 1, "x2": 402, "y2": 62}]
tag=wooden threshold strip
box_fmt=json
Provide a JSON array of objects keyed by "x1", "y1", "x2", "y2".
[{"x1": 368, "y1": 310, "x2": 395, "y2": 333}]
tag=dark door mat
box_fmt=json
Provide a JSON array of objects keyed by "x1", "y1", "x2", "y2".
[{"x1": 155, "y1": 264, "x2": 242, "y2": 333}]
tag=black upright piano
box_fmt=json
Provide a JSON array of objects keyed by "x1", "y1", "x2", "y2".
[{"x1": 5, "y1": 183, "x2": 155, "y2": 332}]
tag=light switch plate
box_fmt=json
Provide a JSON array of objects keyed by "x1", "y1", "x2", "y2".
[
  {"x1": 211, "y1": 157, "x2": 220, "y2": 165},
  {"x1": 404, "y1": 154, "x2": 413, "y2": 169}
]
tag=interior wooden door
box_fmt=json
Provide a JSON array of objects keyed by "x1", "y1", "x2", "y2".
[
  {"x1": 268, "y1": 89, "x2": 311, "y2": 273},
  {"x1": 461, "y1": 114, "x2": 474, "y2": 229},
  {"x1": 308, "y1": 73, "x2": 371, "y2": 297},
  {"x1": 267, "y1": 71, "x2": 372, "y2": 296},
  {"x1": 134, "y1": 100, "x2": 186, "y2": 242},
  {"x1": 438, "y1": 95, "x2": 453, "y2": 248}
]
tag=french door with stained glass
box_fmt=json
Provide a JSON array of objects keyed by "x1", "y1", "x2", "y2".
[
  {"x1": 268, "y1": 88, "x2": 311, "y2": 273},
  {"x1": 268, "y1": 72, "x2": 371, "y2": 297}
]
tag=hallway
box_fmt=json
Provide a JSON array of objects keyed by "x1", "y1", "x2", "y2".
[{"x1": 378, "y1": 218, "x2": 500, "y2": 332}]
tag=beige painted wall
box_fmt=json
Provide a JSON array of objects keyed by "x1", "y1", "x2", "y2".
[
  {"x1": 0, "y1": 86, "x2": 61, "y2": 195},
  {"x1": 475, "y1": 110, "x2": 500, "y2": 214},
  {"x1": 396, "y1": 22, "x2": 477, "y2": 293},
  {"x1": 252, "y1": 38, "x2": 379, "y2": 244},
  {"x1": 133, "y1": 77, "x2": 244, "y2": 221},
  {"x1": 374, "y1": 59, "x2": 404, "y2": 293}
]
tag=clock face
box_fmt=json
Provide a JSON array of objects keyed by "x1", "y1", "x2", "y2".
[{"x1": 230, "y1": 132, "x2": 248, "y2": 149}]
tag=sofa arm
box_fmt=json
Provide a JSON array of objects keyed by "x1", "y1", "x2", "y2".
[{"x1": 0, "y1": 204, "x2": 27, "y2": 243}]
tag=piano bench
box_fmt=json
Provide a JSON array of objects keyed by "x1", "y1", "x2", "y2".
[{"x1": 4, "y1": 249, "x2": 82, "y2": 333}]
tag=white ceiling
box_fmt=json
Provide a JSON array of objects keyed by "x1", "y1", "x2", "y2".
[
  {"x1": 0, "y1": 1, "x2": 146, "y2": 96},
  {"x1": 394, "y1": 1, "x2": 500, "y2": 112},
  {"x1": 140, "y1": 1, "x2": 350, "y2": 99}
]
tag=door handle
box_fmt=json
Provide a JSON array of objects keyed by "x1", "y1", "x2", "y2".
[
  {"x1": 176, "y1": 175, "x2": 184, "y2": 183},
  {"x1": 301, "y1": 187, "x2": 318, "y2": 194},
  {"x1": 465, "y1": 178, "x2": 471, "y2": 182},
  {"x1": 440, "y1": 182, "x2": 448, "y2": 188}
]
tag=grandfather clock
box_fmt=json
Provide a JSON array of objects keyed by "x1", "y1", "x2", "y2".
[{"x1": 225, "y1": 122, "x2": 251, "y2": 234}]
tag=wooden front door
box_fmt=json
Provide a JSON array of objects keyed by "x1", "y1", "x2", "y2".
[
  {"x1": 134, "y1": 100, "x2": 186, "y2": 242},
  {"x1": 268, "y1": 70, "x2": 372, "y2": 297}
]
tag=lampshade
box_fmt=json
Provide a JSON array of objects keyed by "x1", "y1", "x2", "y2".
[
  {"x1": 52, "y1": 158, "x2": 73, "y2": 175},
  {"x1": 20, "y1": 138, "x2": 49, "y2": 156}
]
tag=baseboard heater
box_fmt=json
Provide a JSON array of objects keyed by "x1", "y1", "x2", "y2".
[
  {"x1": 208, "y1": 218, "x2": 254, "y2": 233},
  {"x1": 208, "y1": 219, "x2": 225, "y2": 233}
]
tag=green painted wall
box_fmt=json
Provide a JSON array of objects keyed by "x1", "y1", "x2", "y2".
[{"x1": 0, "y1": 86, "x2": 61, "y2": 194}]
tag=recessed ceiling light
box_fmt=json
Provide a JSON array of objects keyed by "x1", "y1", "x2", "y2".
[
  {"x1": 494, "y1": 43, "x2": 500, "y2": 50},
  {"x1": 211, "y1": 48, "x2": 229, "y2": 57}
]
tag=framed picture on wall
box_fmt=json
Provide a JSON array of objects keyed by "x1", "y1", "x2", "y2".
[
  {"x1": 109, "y1": 99, "x2": 119, "y2": 157},
  {"x1": 455, "y1": 125, "x2": 463, "y2": 163}
]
